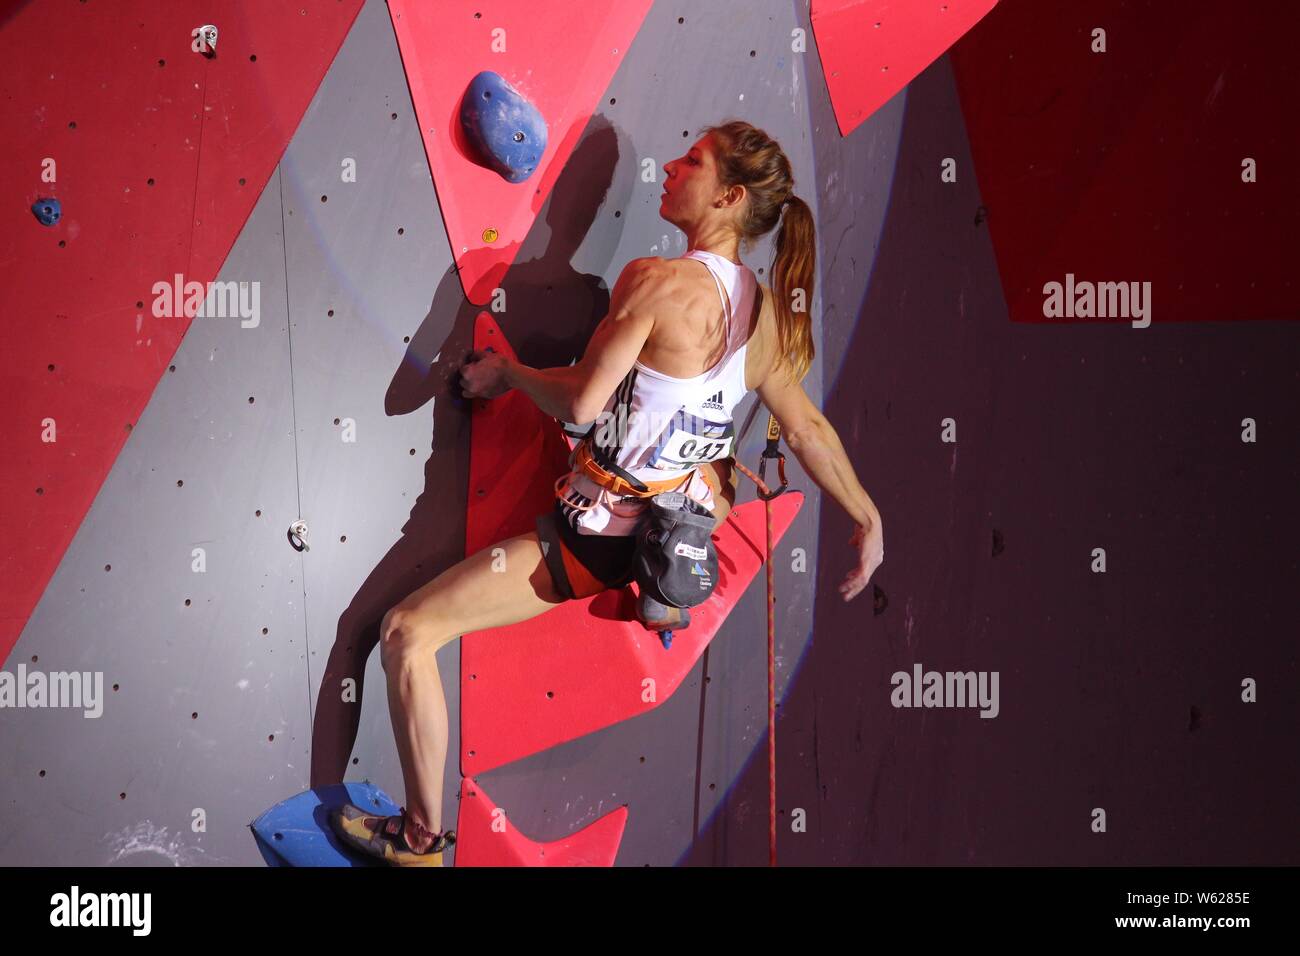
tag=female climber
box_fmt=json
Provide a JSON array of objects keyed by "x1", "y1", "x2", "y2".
[{"x1": 330, "y1": 120, "x2": 885, "y2": 865}]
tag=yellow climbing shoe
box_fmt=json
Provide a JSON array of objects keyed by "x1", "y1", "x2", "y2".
[{"x1": 329, "y1": 803, "x2": 455, "y2": 867}]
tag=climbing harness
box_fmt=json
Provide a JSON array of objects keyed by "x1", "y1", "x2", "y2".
[
  {"x1": 556, "y1": 436, "x2": 691, "y2": 504},
  {"x1": 555, "y1": 427, "x2": 718, "y2": 647},
  {"x1": 728, "y1": 413, "x2": 787, "y2": 867}
]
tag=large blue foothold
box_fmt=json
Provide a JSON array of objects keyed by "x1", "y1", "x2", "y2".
[
  {"x1": 459, "y1": 70, "x2": 547, "y2": 183},
  {"x1": 31, "y1": 197, "x2": 61, "y2": 226},
  {"x1": 249, "y1": 780, "x2": 401, "y2": 867}
]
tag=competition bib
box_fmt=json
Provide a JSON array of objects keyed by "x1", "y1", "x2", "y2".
[{"x1": 646, "y1": 409, "x2": 734, "y2": 470}]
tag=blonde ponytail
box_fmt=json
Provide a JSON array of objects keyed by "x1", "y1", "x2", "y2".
[{"x1": 700, "y1": 120, "x2": 816, "y2": 386}]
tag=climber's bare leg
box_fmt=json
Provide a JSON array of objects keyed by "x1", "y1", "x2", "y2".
[{"x1": 379, "y1": 529, "x2": 564, "y2": 850}]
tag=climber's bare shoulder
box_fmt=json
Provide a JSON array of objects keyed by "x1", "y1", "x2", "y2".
[{"x1": 619, "y1": 256, "x2": 734, "y2": 378}]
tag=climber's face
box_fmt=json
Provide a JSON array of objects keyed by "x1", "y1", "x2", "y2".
[{"x1": 660, "y1": 133, "x2": 742, "y2": 231}]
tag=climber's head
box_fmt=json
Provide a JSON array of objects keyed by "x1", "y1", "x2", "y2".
[
  {"x1": 659, "y1": 132, "x2": 737, "y2": 233},
  {"x1": 662, "y1": 120, "x2": 816, "y2": 386}
]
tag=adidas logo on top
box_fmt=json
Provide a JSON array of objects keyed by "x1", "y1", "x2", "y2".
[{"x1": 701, "y1": 389, "x2": 724, "y2": 411}]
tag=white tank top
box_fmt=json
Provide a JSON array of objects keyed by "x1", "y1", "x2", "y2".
[{"x1": 558, "y1": 249, "x2": 758, "y2": 535}]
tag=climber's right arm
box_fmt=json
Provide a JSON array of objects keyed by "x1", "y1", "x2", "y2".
[{"x1": 504, "y1": 258, "x2": 663, "y2": 423}]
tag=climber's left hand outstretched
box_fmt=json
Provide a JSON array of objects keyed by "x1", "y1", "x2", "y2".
[
  {"x1": 755, "y1": 343, "x2": 885, "y2": 604},
  {"x1": 840, "y1": 519, "x2": 883, "y2": 601}
]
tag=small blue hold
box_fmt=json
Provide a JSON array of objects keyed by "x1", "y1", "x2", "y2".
[
  {"x1": 460, "y1": 71, "x2": 547, "y2": 184},
  {"x1": 32, "y1": 197, "x2": 61, "y2": 226},
  {"x1": 659, "y1": 629, "x2": 673, "y2": 650}
]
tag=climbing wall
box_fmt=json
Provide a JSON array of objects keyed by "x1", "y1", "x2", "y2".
[
  {"x1": 3, "y1": 0, "x2": 1292, "y2": 870},
  {"x1": 0, "y1": 0, "x2": 841, "y2": 866}
]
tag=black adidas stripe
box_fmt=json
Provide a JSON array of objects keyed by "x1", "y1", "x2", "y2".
[
  {"x1": 594, "y1": 367, "x2": 637, "y2": 465},
  {"x1": 560, "y1": 488, "x2": 593, "y2": 528}
]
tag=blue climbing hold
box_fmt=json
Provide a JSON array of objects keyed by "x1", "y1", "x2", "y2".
[
  {"x1": 660, "y1": 629, "x2": 673, "y2": 650},
  {"x1": 459, "y1": 71, "x2": 547, "y2": 183},
  {"x1": 249, "y1": 780, "x2": 402, "y2": 867},
  {"x1": 31, "y1": 197, "x2": 60, "y2": 226}
]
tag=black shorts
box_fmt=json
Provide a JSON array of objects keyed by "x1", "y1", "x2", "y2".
[
  {"x1": 535, "y1": 499, "x2": 638, "y2": 600},
  {"x1": 534, "y1": 459, "x2": 736, "y2": 601}
]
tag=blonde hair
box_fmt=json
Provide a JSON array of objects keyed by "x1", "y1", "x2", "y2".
[{"x1": 700, "y1": 119, "x2": 815, "y2": 385}]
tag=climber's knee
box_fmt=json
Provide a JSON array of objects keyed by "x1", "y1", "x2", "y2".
[{"x1": 379, "y1": 607, "x2": 447, "y2": 672}]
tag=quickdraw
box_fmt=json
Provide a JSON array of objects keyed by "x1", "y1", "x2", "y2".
[{"x1": 751, "y1": 413, "x2": 788, "y2": 501}]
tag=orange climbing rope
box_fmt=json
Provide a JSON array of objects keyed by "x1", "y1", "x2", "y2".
[{"x1": 730, "y1": 414, "x2": 788, "y2": 867}]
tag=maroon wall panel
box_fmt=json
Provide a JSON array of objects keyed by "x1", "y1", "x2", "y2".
[{"x1": 949, "y1": 0, "x2": 1297, "y2": 325}]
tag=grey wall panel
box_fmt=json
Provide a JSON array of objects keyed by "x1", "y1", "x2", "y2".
[
  {"x1": 1, "y1": 170, "x2": 307, "y2": 865},
  {"x1": 278, "y1": 0, "x2": 475, "y2": 837}
]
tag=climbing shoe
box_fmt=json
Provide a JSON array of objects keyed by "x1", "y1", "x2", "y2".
[{"x1": 329, "y1": 803, "x2": 455, "y2": 867}]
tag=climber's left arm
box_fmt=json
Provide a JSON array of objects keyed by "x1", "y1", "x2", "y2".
[{"x1": 504, "y1": 257, "x2": 662, "y2": 423}]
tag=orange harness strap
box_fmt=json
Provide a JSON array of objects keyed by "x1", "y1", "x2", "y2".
[{"x1": 566, "y1": 439, "x2": 692, "y2": 500}]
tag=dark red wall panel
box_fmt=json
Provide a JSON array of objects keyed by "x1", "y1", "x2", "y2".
[{"x1": 949, "y1": 0, "x2": 1297, "y2": 325}]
